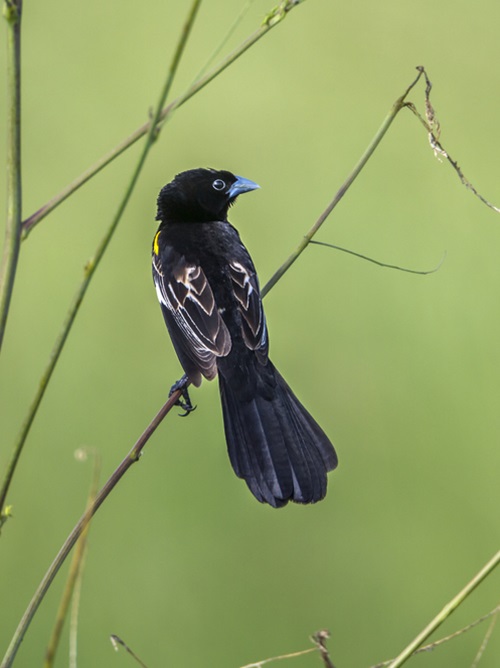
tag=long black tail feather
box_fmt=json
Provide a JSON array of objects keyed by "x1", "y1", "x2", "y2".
[{"x1": 219, "y1": 362, "x2": 337, "y2": 507}]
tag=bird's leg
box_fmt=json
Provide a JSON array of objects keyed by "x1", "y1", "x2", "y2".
[{"x1": 169, "y1": 374, "x2": 196, "y2": 417}]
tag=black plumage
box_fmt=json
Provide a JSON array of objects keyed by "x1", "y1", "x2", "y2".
[{"x1": 152, "y1": 168, "x2": 337, "y2": 507}]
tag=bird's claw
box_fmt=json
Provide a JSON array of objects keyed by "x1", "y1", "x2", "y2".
[
  {"x1": 177, "y1": 393, "x2": 196, "y2": 417},
  {"x1": 169, "y1": 375, "x2": 197, "y2": 417}
]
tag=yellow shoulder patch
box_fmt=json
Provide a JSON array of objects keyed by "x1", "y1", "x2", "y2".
[{"x1": 153, "y1": 231, "x2": 161, "y2": 256}]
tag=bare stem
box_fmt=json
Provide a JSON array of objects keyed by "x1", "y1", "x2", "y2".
[
  {"x1": 21, "y1": 0, "x2": 303, "y2": 238},
  {"x1": 43, "y1": 453, "x2": 101, "y2": 668},
  {"x1": 470, "y1": 611, "x2": 498, "y2": 668},
  {"x1": 387, "y1": 550, "x2": 500, "y2": 668},
  {"x1": 110, "y1": 635, "x2": 149, "y2": 668},
  {"x1": 309, "y1": 240, "x2": 445, "y2": 275},
  {"x1": 0, "y1": 0, "x2": 22, "y2": 354}
]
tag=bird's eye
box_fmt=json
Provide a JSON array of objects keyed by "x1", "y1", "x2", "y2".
[{"x1": 212, "y1": 179, "x2": 226, "y2": 191}]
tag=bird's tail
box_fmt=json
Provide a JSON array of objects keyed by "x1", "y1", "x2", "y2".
[{"x1": 219, "y1": 362, "x2": 337, "y2": 507}]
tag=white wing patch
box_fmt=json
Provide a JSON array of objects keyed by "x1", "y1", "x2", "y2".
[{"x1": 229, "y1": 260, "x2": 267, "y2": 354}]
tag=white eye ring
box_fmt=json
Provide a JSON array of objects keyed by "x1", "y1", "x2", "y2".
[{"x1": 212, "y1": 179, "x2": 226, "y2": 191}]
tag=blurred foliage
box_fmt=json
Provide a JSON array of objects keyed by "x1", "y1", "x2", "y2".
[{"x1": 1, "y1": 0, "x2": 499, "y2": 666}]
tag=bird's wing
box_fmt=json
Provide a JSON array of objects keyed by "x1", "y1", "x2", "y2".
[
  {"x1": 228, "y1": 259, "x2": 268, "y2": 360},
  {"x1": 153, "y1": 246, "x2": 231, "y2": 383}
]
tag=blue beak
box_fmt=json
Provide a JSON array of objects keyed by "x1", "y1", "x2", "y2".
[{"x1": 227, "y1": 175, "x2": 260, "y2": 199}]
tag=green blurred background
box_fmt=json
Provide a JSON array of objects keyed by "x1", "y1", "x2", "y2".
[{"x1": 1, "y1": 0, "x2": 499, "y2": 666}]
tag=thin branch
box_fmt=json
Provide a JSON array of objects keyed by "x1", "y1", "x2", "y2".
[
  {"x1": 309, "y1": 240, "x2": 446, "y2": 275},
  {"x1": 387, "y1": 550, "x2": 500, "y2": 668},
  {"x1": 405, "y1": 66, "x2": 500, "y2": 215},
  {"x1": 239, "y1": 648, "x2": 316, "y2": 668},
  {"x1": 0, "y1": 0, "x2": 23, "y2": 354},
  {"x1": 311, "y1": 630, "x2": 335, "y2": 668},
  {"x1": 191, "y1": 0, "x2": 256, "y2": 84},
  {"x1": 239, "y1": 629, "x2": 333, "y2": 668},
  {"x1": 68, "y1": 459, "x2": 95, "y2": 668},
  {"x1": 110, "y1": 635, "x2": 149, "y2": 668},
  {"x1": 0, "y1": 0, "x2": 201, "y2": 528},
  {"x1": 261, "y1": 67, "x2": 425, "y2": 298},
  {"x1": 43, "y1": 451, "x2": 101, "y2": 668},
  {"x1": 20, "y1": 0, "x2": 304, "y2": 238},
  {"x1": 470, "y1": 611, "x2": 497, "y2": 668},
  {"x1": 68, "y1": 556, "x2": 85, "y2": 668}
]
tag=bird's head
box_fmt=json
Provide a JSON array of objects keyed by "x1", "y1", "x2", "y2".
[{"x1": 156, "y1": 168, "x2": 260, "y2": 223}]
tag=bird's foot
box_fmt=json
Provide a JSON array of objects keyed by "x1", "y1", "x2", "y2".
[{"x1": 169, "y1": 374, "x2": 196, "y2": 417}]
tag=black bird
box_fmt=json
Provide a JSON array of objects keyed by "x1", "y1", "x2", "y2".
[{"x1": 152, "y1": 168, "x2": 337, "y2": 507}]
